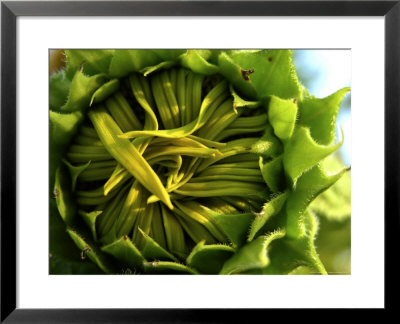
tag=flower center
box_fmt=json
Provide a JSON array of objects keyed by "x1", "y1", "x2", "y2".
[{"x1": 66, "y1": 68, "x2": 268, "y2": 259}]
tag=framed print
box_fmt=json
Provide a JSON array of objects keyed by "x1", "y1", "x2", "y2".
[{"x1": 1, "y1": 0, "x2": 399, "y2": 322}]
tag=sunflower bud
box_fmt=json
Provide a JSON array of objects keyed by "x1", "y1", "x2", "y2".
[{"x1": 49, "y1": 49, "x2": 350, "y2": 275}]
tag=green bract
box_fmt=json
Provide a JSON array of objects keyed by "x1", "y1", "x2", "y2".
[{"x1": 49, "y1": 49, "x2": 350, "y2": 275}]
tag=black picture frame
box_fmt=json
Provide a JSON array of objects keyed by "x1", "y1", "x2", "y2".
[{"x1": 1, "y1": 0, "x2": 398, "y2": 322}]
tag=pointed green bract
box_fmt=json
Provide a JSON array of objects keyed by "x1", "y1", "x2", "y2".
[
  {"x1": 63, "y1": 159, "x2": 91, "y2": 191},
  {"x1": 258, "y1": 211, "x2": 327, "y2": 274},
  {"x1": 285, "y1": 164, "x2": 349, "y2": 238},
  {"x1": 61, "y1": 70, "x2": 108, "y2": 112},
  {"x1": 218, "y1": 52, "x2": 257, "y2": 99},
  {"x1": 67, "y1": 228, "x2": 113, "y2": 274},
  {"x1": 251, "y1": 124, "x2": 283, "y2": 158},
  {"x1": 259, "y1": 155, "x2": 285, "y2": 193},
  {"x1": 50, "y1": 71, "x2": 71, "y2": 111},
  {"x1": 138, "y1": 228, "x2": 178, "y2": 262},
  {"x1": 219, "y1": 50, "x2": 302, "y2": 100},
  {"x1": 230, "y1": 84, "x2": 261, "y2": 110},
  {"x1": 65, "y1": 49, "x2": 113, "y2": 79},
  {"x1": 268, "y1": 95, "x2": 298, "y2": 140},
  {"x1": 180, "y1": 50, "x2": 220, "y2": 75},
  {"x1": 49, "y1": 110, "x2": 84, "y2": 146},
  {"x1": 79, "y1": 210, "x2": 102, "y2": 241},
  {"x1": 90, "y1": 79, "x2": 120, "y2": 106},
  {"x1": 248, "y1": 191, "x2": 289, "y2": 241},
  {"x1": 141, "y1": 60, "x2": 176, "y2": 76},
  {"x1": 310, "y1": 169, "x2": 351, "y2": 221},
  {"x1": 186, "y1": 241, "x2": 235, "y2": 274},
  {"x1": 298, "y1": 88, "x2": 350, "y2": 145},
  {"x1": 54, "y1": 166, "x2": 76, "y2": 225},
  {"x1": 283, "y1": 126, "x2": 344, "y2": 185},
  {"x1": 220, "y1": 231, "x2": 285, "y2": 274},
  {"x1": 108, "y1": 50, "x2": 185, "y2": 78},
  {"x1": 101, "y1": 236, "x2": 144, "y2": 271},
  {"x1": 49, "y1": 109, "x2": 84, "y2": 190},
  {"x1": 109, "y1": 50, "x2": 160, "y2": 77},
  {"x1": 213, "y1": 212, "x2": 254, "y2": 247}
]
